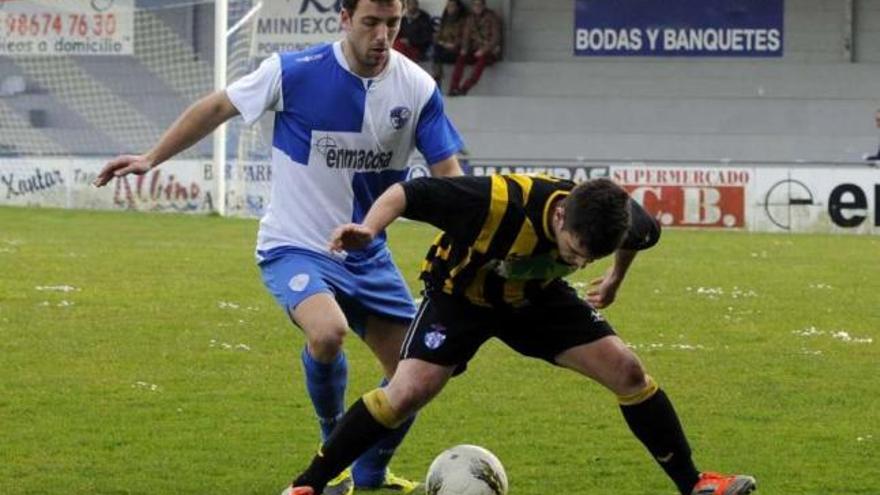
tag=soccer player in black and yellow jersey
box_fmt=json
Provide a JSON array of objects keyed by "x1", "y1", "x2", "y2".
[{"x1": 282, "y1": 175, "x2": 756, "y2": 495}]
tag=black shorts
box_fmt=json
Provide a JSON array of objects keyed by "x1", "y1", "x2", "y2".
[{"x1": 400, "y1": 280, "x2": 616, "y2": 375}]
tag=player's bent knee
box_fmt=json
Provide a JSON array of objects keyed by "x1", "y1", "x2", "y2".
[
  {"x1": 384, "y1": 378, "x2": 438, "y2": 416},
  {"x1": 306, "y1": 328, "x2": 347, "y2": 360},
  {"x1": 617, "y1": 356, "x2": 648, "y2": 394}
]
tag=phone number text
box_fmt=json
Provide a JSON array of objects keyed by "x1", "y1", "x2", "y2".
[{"x1": 4, "y1": 12, "x2": 118, "y2": 38}]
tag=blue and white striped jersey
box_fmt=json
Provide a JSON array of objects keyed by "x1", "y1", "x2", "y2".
[{"x1": 227, "y1": 41, "x2": 463, "y2": 258}]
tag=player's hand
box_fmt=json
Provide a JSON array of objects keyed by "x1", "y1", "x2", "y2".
[
  {"x1": 585, "y1": 269, "x2": 622, "y2": 309},
  {"x1": 93, "y1": 155, "x2": 153, "y2": 187},
  {"x1": 329, "y1": 223, "x2": 375, "y2": 252}
]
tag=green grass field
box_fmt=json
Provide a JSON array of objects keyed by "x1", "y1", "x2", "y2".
[{"x1": 1, "y1": 206, "x2": 878, "y2": 495}]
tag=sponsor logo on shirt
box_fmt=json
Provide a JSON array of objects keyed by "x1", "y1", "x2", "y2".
[
  {"x1": 314, "y1": 135, "x2": 394, "y2": 170},
  {"x1": 296, "y1": 53, "x2": 326, "y2": 63}
]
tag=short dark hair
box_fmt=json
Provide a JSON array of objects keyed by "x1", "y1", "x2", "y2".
[
  {"x1": 440, "y1": 0, "x2": 466, "y2": 22},
  {"x1": 562, "y1": 178, "x2": 631, "y2": 259},
  {"x1": 342, "y1": 0, "x2": 404, "y2": 13}
]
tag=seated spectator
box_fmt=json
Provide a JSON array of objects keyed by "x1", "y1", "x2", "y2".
[
  {"x1": 393, "y1": 0, "x2": 434, "y2": 62},
  {"x1": 449, "y1": 0, "x2": 501, "y2": 96},
  {"x1": 866, "y1": 108, "x2": 880, "y2": 161},
  {"x1": 432, "y1": 0, "x2": 468, "y2": 86}
]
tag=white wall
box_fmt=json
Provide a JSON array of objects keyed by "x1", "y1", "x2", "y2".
[
  {"x1": 442, "y1": 1, "x2": 880, "y2": 163},
  {"x1": 855, "y1": 0, "x2": 880, "y2": 62}
]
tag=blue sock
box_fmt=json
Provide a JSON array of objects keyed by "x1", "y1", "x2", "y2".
[
  {"x1": 352, "y1": 378, "x2": 416, "y2": 487},
  {"x1": 301, "y1": 346, "x2": 348, "y2": 441}
]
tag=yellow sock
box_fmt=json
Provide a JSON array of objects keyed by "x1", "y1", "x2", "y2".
[
  {"x1": 617, "y1": 375, "x2": 659, "y2": 406},
  {"x1": 362, "y1": 388, "x2": 406, "y2": 429}
]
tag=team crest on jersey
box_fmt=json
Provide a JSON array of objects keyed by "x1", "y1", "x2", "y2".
[
  {"x1": 424, "y1": 324, "x2": 447, "y2": 350},
  {"x1": 390, "y1": 106, "x2": 412, "y2": 130}
]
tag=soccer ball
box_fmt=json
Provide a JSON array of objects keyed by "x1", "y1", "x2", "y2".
[{"x1": 425, "y1": 444, "x2": 508, "y2": 495}]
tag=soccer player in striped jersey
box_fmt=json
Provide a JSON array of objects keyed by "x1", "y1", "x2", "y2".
[
  {"x1": 282, "y1": 175, "x2": 756, "y2": 495},
  {"x1": 94, "y1": 1, "x2": 463, "y2": 493}
]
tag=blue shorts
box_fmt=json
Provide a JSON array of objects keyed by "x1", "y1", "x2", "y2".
[{"x1": 258, "y1": 245, "x2": 416, "y2": 337}]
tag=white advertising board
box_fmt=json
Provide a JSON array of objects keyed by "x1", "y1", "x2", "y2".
[
  {"x1": 0, "y1": 0, "x2": 134, "y2": 56},
  {"x1": 0, "y1": 157, "x2": 215, "y2": 212},
  {"x1": 1, "y1": 157, "x2": 876, "y2": 235},
  {"x1": 750, "y1": 167, "x2": 879, "y2": 234}
]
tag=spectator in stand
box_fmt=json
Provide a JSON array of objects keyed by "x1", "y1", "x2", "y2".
[
  {"x1": 866, "y1": 108, "x2": 880, "y2": 161},
  {"x1": 449, "y1": 0, "x2": 501, "y2": 96},
  {"x1": 432, "y1": 0, "x2": 468, "y2": 87},
  {"x1": 393, "y1": 0, "x2": 434, "y2": 62}
]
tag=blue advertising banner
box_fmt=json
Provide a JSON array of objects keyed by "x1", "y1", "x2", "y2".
[{"x1": 574, "y1": 0, "x2": 784, "y2": 57}]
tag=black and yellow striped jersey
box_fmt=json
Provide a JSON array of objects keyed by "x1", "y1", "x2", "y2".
[{"x1": 400, "y1": 174, "x2": 660, "y2": 308}]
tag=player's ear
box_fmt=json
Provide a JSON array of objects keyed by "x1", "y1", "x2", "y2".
[
  {"x1": 554, "y1": 204, "x2": 566, "y2": 226},
  {"x1": 340, "y1": 7, "x2": 354, "y2": 33}
]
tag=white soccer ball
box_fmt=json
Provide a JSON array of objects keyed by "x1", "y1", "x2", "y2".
[{"x1": 425, "y1": 444, "x2": 508, "y2": 495}]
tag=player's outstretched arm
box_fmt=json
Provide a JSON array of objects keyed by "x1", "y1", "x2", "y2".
[
  {"x1": 329, "y1": 183, "x2": 407, "y2": 252},
  {"x1": 429, "y1": 155, "x2": 464, "y2": 177},
  {"x1": 93, "y1": 91, "x2": 240, "y2": 187}
]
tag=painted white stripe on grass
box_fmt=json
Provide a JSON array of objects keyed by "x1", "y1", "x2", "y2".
[
  {"x1": 685, "y1": 286, "x2": 758, "y2": 299},
  {"x1": 217, "y1": 301, "x2": 261, "y2": 312},
  {"x1": 133, "y1": 382, "x2": 160, "y2": 392},
  {"x1": 210, "y1": 339, "x2": 252, "y2": 351},
  {"x1": 35, "y1": 285, "x2": 79, "y2": 292},
  {"x1": 793, "y1": 326, "x2": 824, "y2": 337},
  {"x1": 792, "y1": 326, "x2": 872, "y2": 344},
  {"x1": 808, "y1": 283, "x2": 833, "y2": 290},
  {"x1": 38, "y1": 300, "x2": 75, "y2": 307},
  {"x1": 627, "y1": 342, "x2": 707, "y2": 351},
  {"x1": 830, "y1": 331, "x2": 873, "y2": 344}
]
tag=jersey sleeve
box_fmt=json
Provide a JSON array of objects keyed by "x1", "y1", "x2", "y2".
[
  {"x1": 401, "y1": 176, "x2": 489, "y2": 243},
  {"x1": 415, "y1": 87, "x2": 464, "y2": 166},
  {"x1": 619, "y1": 198, "x2": 661, "y2": 251},
  {"x1": 226, "y1": 54, "x2": 283, "y2": 125}
]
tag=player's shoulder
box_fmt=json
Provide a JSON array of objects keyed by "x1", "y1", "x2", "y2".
[
  {"x1": 515, "y1": 174, "x2": 575, "y2": 201},
  {"x1": 277, "y1": 43, "x2": 334, "y2": 71},
  {"x1": 524, "y1": 174, "x2": 575, "y2": 188},
  {"x1": 390, "y1": 51, "x2": 439, "y2": 101},
  {"x1": 392, "y1": 50, "x2": 433, "y2": 79}
]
